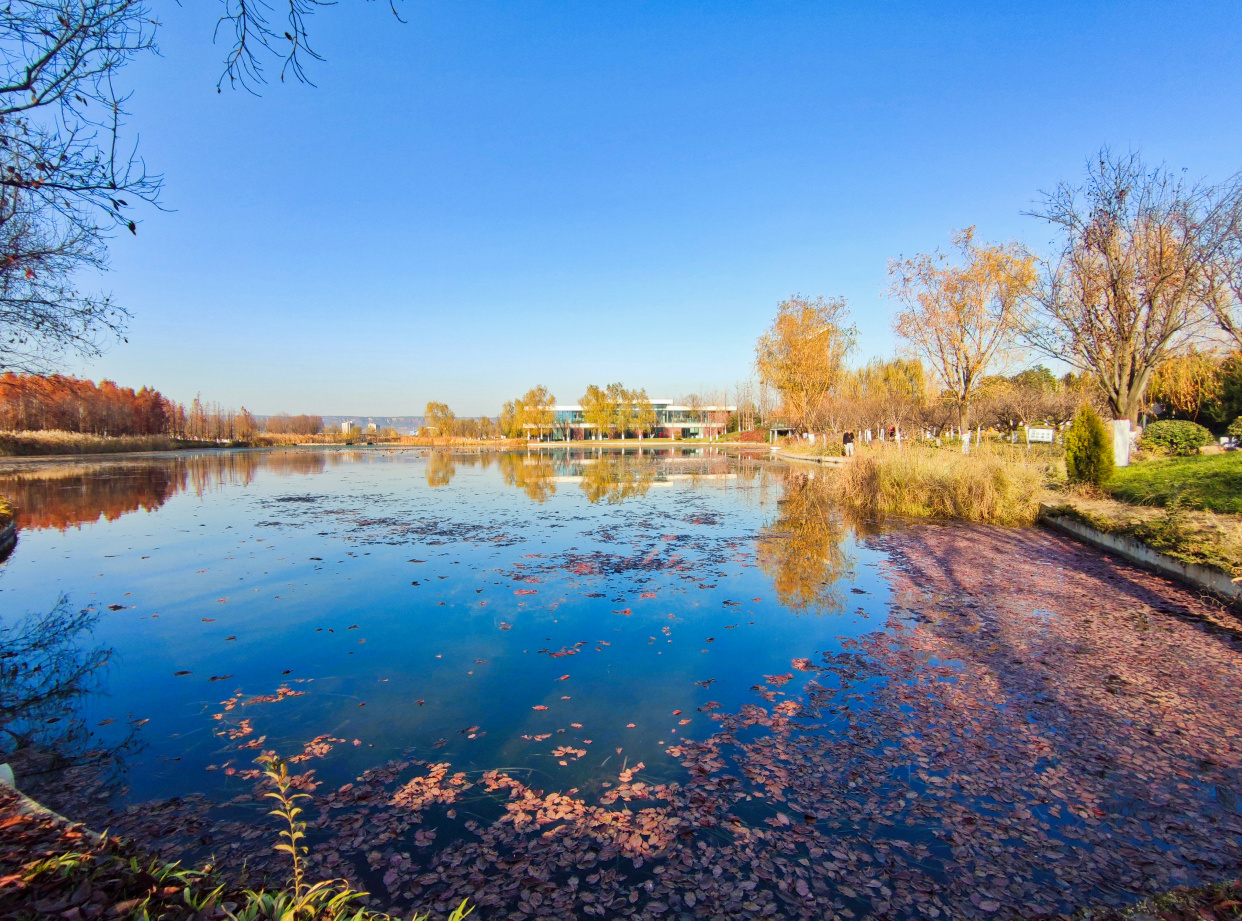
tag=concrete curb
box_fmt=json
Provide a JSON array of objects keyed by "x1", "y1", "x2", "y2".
[
  {"x1": 1038, "y1": 505, "x2": 1241, "y2": 603},
  {"x1": 0, "y1": 762, "x2": 103, "y2": 842},
  {"x1": 770, "y1": 448, "x2": 851, "y2": 467}
]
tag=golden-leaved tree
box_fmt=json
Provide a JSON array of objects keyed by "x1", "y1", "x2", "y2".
[
  {"x1": 521, "y1": 385, "x2": 556, "y2": 441},
  {"x1": 580, "y1": 384, "x2": 614, "y2": 440},
  {"x1": 889, "y1": 227, "x2": 1035, "y2": 431},
  {"x1": 500, "y1": 399, "x2": 525, "y2": 438},
  {"x1": 631, "y1": 388, "x2": 656, "y2": 437},
  {"x1": 755, "y1": 295, "x2": 856, "y2": 433},
  {"x1": 1148, "y1": 349, "x2": 1224, "y2": 422},
  {"x1": 424, "y1": 401, "x2": 455, "y2": 436}
]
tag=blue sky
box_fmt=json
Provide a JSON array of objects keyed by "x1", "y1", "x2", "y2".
[{"x1": 74, "y1": 1, "x2": 1242, "y2": 415}]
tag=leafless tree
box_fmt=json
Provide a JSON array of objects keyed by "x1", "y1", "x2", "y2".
[
  {"x1": 0, "y1": 0, "x2": 401, "y2": 370},
  {"x1": 1210, "y1": 173, "x2": 1242, "y2": 349},
  {"x1": 0, "y1": 0, "x2": 160, "y2": 369},
  {"x1": 1025, "y1": 149, "x2": 1226, "y2": 423}
]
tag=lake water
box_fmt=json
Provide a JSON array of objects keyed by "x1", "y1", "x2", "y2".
[{"x1": 2, "y1": 447, "x2": 1240, "y2": 920}]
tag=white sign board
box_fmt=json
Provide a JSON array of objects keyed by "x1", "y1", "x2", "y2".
[{"x1": 1026, "y1": 427, "x2": 1055, "y2": 443}]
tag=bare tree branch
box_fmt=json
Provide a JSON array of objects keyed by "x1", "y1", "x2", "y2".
[{"x1": 1023, "y1": 149, "x2": 1226, "y2": 423}]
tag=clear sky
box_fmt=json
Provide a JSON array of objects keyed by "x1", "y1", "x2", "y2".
[{"x1": 71, "y1": 0, "x2": 1242, "y2": 416}]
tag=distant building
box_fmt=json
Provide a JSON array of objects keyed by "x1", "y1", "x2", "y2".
[
  {"x1": 341, "y1": 421, "x2": 354, "y2": 434},
  {"x1": 366, "y1": 422, "x2": 377, "y2": 433},
  {"x1": 544, "y1": 400, "x2": 736, "y2": 441}
]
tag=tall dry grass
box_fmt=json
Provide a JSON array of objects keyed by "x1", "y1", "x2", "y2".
[
  {"x1": 828, "y1": 444, "x2": 1045, "y2": 526},
  {"x1": 0, "y1": 431, "x2": 184, "y2": 457}
]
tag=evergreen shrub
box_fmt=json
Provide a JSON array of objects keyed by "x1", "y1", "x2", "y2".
[
  {"x1": 1065, "y1": 406, "x2": 1114, "y2": 485},
  {"x1": 1140, "y1": 419, "x2": 1213, "y2": 456}
]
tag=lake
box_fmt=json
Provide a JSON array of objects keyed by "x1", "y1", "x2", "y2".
[{"x1": 2, "y1": 447, "x2": 1240, "y2": 920}]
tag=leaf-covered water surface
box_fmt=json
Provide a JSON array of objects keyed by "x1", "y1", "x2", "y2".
[{"x1": 1, "y1": 448, "x2": 1239, "y2": 918}]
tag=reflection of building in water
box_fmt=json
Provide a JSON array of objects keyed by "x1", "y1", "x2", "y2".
[
  {"x1": 0, "y1": 450, "x2": 339, "y2": 531},
  {"x1": 495, "y1": 449, "x2": 743, "y2": 505},
  {"x1": 551, "y1": 401, "x2": 736, "y2": 440}
]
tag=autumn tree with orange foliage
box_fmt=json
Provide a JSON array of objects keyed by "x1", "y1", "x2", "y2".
[
  {"x1": 755, "y1": 296, "x2": 856, "y2": 434},
  {"x1": 0, "y1": 373, "x2": 175, "y2": 435},
  {"x1": 889, "y1": 228, "x2": 1035, "y2": 431}
]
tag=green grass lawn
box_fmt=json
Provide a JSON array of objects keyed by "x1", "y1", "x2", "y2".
[{"x1": 1108, "y1": 452, "x2": 1242, "y2": 513}]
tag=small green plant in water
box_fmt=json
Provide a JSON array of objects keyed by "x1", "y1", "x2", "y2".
[
  {"x1": 239, "y1": 754, "x2": 474, "y2": 921},
  {"x1": 1065, "y1": 405, "x2": 1113, "y2": 486}
]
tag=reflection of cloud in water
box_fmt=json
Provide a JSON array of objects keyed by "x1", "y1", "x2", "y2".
[{"x1": 0, "y1": 450, "x2": 342, "y2": 531}]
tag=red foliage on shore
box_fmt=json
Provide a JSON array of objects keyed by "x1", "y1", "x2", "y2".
[{"x1": 0, "y1": 373, "x2": 177, "y2": 436}]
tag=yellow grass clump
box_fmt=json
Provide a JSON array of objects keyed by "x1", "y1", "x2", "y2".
[
  {"x1": 0, "y1": 430, "x2": 184, "y2": 457},
  {"x1": 829, "y1": 445, "x2": 1045, "y2": 526}
]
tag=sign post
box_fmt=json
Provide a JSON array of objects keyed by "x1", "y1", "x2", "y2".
[{"x1": 1025, "y1": 427, "x2": 1055, "y2": 447}]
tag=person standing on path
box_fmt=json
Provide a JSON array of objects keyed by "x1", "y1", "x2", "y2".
[{"x1": 843, "y1": 430, "x2": 855, "y2": 457}]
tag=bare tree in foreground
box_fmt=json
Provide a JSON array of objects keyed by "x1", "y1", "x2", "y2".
[
  {"x1": 1025, "y1": 150, "x2": 1226, "y2": 423},
  {"x1": 0, "y1": 0, "x2": 401, "y2": 370}
]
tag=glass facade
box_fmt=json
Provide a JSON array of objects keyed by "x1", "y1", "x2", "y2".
[{"x1": 532, "y1": 400, "x2": 736, "y2": 440}]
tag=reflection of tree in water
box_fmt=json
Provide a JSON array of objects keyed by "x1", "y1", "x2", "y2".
[
  {"x1": 0, "y1": 465, "x2": 183, "y2": 531},
  {"x1": 425, "y1": 451, "x2": 456, "y2": 487},
  {"x1": 499, "y1": 452, "x2": 557, "y2": 503},
  {"x1": 0, "y1": 450, "x2": 337, "y2": 531},
  {"x1": 756, "y1": 471, "x2": 853, "y2": 614},
  {"x1": 579, "y1": 456, "x2": 655, "y2": 505},
  {"x1": 0, "y1": 596, "x2": 135, "y2": 807}
]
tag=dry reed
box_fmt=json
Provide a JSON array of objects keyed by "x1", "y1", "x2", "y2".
[
  {"x1": 828, "y1": 444, "x2": 1045, "y2": 526},
  {"x1": 0, "y1": 431, "x2": 184, "y2": 457}
]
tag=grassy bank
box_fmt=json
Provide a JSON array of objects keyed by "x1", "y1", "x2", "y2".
[
  {"x1": 825, "y1": 445, "x2": 1045, "y2": 526},
  {"x1": 813, "y1": 443, "x2": 1242, "y2": 577},
  {"x1": 1044, "y1": 494, "x2": 1242, "y2": 577},
  {"x1": 1072, "y1": 879, "x2": 1242, "y2": 920},
  {"x1": 1108, "y1": 451, "x2": 1242, "y2": 513},
  {"x1": 0, "y1": 432, "x2": 193, "y2": 457}
]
